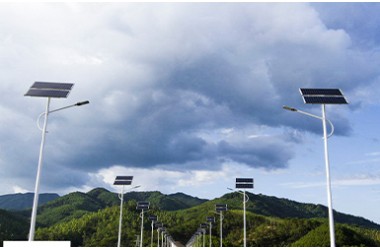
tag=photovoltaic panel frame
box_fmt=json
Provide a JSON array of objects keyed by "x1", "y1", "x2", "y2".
[
  {"x1": 216, "y1": 204, "x2": 228, "y2": 211},
  {"x1": 236, "y1": 178, "x2": 254, "y2": 183},
  {"x1": 31, "y1": 82, "x2": 74, "y2": 90},
  {"x1": 113, "y1": 180, "x2": 132, "y2": 185},
  {"x1": 25, "y1": 82, "x2": 74, "y2": 98},
  {"x1": 299, "y1": 88, "x2": 348, "y2": 104},
  {"x1": 300, "y1": 88, "x2": 343, "y2": 96},
  {"x1": 236, "y1": 183, "x2": 254, "y2": 189},
  {"x1": 137, "y1": 201, "x2": 150, "y2": 210},
  {"x1": 235, "y1": 177, "x2": 254, "y2": 189},
  {"x1": 200, "y1": 223, "x2": 208, "y2": 228},
  {"x1": 149, "y1": 215, "x2": 158, "y2": 221},
  {"x1": 113, "y1": 176, "x2": 133, "y2": 185}
]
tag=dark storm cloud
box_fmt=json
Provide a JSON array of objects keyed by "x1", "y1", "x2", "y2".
[{"x1": 1, "y1": 3, "x2": 380, "y2": 193}]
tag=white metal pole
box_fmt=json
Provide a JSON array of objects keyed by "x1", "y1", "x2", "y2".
[
  {"x1": 140, "y1": 210, "x2": 144, "y2": 247},
  {"x1": 322, "y1": 104, "x2": 336, "y2": 247},
  {"x1": 117, "y1": 185, "x2": 125, "y2": 247},
  {"x1": 243, "y1": 189, "x2": 246, "y2": 247},
  {"x1": 220, "y1": 212, "x2": 223, "y2": 247},
  {"x1": 157, "y1": 229, "x2": 160, "y2": 247},
  {"x1": 162, "y1": 231, "x2": 164, "y2": 247},
  {"x1": 151, "y1": 221, "x2": 154, "y2": 247},
  {"x1": 29, "y1": 97, "x2": 50, "y2": 241},
  {"x1": 209, "y1": 222, "x2": 212, "y2": 247},
  {"x1": 203, "y1": 229, "x2": 206, "y2": 247}
]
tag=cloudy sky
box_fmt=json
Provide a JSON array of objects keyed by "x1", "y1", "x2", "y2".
[{"x1": 1, "y1": 2, "x2": 380, "y2": 224}]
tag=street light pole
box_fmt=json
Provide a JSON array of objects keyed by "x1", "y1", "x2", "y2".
[
  {"x1": 283, "y1": 105, "x2": 336, "y2": 247},
  {"x1": 322, "y1": 104, "x2": 336, "y2": 247},
  {"x1": 243, "y1": 189, "x2": 246, "y2": 247},
  {"x1": 136, "y1": 201, "x2": 149, "y2": 247},
  {"x1": 114, "y1": 176, "x2": 136, "y2": 247},
  {"x1": 284, "y1": 87, "x2": 348, "y2": 247},
  {"x1": 140, "y1": 211, "x2": 144, "y2": 247},
  {"x1": 233, "y1": 178, "x2": 253, "y2": 247},
  {"x1": 117, "y1": 184, "x2": 125, "y2": 247},
  {"x1": 29, "y1": 97, "x2": 50, "y2": 241},
  {"x1": 215, "y1": 204, "x2": 227, "y2": 247},
  {"x1": 25, "y1": 81, "x2": 90, "y2": 242}
]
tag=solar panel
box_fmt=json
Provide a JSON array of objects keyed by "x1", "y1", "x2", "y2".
[
  {"x1": 113, "y1": 180, "x2": 132, "y2": 185},
  {"x1": 216, "y1": 207, "x2": 228, "y2": 212},
  {"x1": 236, "y1": 183, "x2": 254, "y2": 189},
  {"x1": 32, "y1": 82, "x2": 74, "y2": 90},
  {"x1": 299, "y1": 88, "x2": 348, "y2": 104},
  {"x1": 25, "y1": 89, "x2": 71, "y2": 98},
  {"x1": 155, "y1": 222, "x2": 163, "y2": 227},
  {"x1": 302, "y1": 96, "x2": 348, "y2": 104},
  {"x1": 236, "y1": 178, "x2": 254, "y2": 183},
  {"x1": 113, "y1": 176, "x2": 133, "y2": 185},
  {"x1": 25, "y1": 82, "x2": 74, "y2": 98},
  {"x1": 115, "y1": 176, "x2": 133, "y2": 181},
  {"x1": 149, "y1": 215, "x2": 157, "y2": 221},
  {"x1": 137, "y1": 201, "x2": 150, "y2": 210},
  {"x1": 300, "y1": 88, "x2": 343, "y2": 96},
  {"x1": 216, "y1": 204, "x2": 228, "y2": 211}
]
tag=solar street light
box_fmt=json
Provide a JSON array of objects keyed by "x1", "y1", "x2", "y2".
[
  {"x1": 215, "y1": 204, "x2": 227, "y2": 247},
  {"x1": 284, "y1": 88, "x2": 348, "y2": 247},
  {"x1": 113, "y1": 176, "x2": 136, "y2": 247},
  {"x1": 200, "y1": 224, "x2": 207, "y2": 248},
  {"x1": 148, "y1": 215, "x2": 158, "y2": 247},
  {"x1": 206, "y1": 217, "x2": 215, "y2": 247},
  {"x1": 235, "y1": 178, "x2": 254, "y2": 247},
  {"x1": 155, "y1": 222, "x2": 163, "y2": 247},
  {"x1": 25, "y1": 82, "x2": 89, "y2": 241},
  {"x1": 160, "y1": 227, "x2": 166, "y2": 247},
  {"x1": 136, "y1": 201, "x2": 150, "y2": 247}
]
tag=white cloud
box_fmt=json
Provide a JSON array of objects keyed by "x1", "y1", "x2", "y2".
[
  {"x1": 87, "y1": 164, "x2": 236, "y2": 197},
  {"x1": 12, "y1": 185, "x2": 29, "y2": 194}
]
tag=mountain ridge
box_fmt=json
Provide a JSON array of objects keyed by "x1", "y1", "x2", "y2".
[
  {"x1": 1, "y1": 188, "x2": 379, "y2": 247},
  {"x1": 0, "y1": 192, "x2": 59, "y2": 211}
]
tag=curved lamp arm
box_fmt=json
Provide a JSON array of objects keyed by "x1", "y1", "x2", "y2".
[{"x1": 283, "y1": 106, "x2": 334, "y2": 138}]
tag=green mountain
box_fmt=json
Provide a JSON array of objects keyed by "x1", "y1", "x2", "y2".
[
  {"x1": 0, "y1": 193, "x2": 59, "y2": 211},
  {"x1": 33, "y1": 188, "x2": 206, "y2": 227},
  {"x1": 0, "y1": 209, "x2": 29, "y2": 247},
  {"x1": 0, "y1": 188, "x2": 379, "y2": 247},
  {"x1": 214, "y1": 192, "x2": 380, "y2": 230},
  {"x1": 168, "y1": 192, "x2": 208, "y2": 207}
]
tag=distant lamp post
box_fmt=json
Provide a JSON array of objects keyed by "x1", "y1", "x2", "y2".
[
  {"x1": 215, "y1": 204, "x2": 227, "y2": 247},
  {"x1": 234, "y1": 178, "x2": 254, "y2": 247},
  {"x1": 160, "y1": 227, "x2": 166, "y2": 247},
  {"x1": 149, "y1": 215, "x2": 158, "y2": 247},
  {"x1": 283, "y1": 88, "x2": 348, "y2": 247},
  {"x1": 136, "y1": 201, "x2": 150, "y2": 247},
  {"x1": 200, "y1": 223, "x2": 207, "y2": 247},
  {"x1": 206, "y1": 217, "x2": 215, "y2": 247},
  {"x1": 155, "y1": 222, "x2": 163, "y2": 247},
  {"x1": 25, "y1": 82, "x2": 89, "y2": 241},
  {"x1": 113, "y1": 176, "x2": 137, "y2": 247}
]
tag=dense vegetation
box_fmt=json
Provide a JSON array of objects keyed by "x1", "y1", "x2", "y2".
[
  {"x1": 0, "y1": 209, "x2": 29, "y2": 247},
  {"x1": 0, "y1": 188, "x2": 379, "y2": 247}
]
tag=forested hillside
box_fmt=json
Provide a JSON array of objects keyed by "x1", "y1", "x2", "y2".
[{"x1": 0, "y1": 188, "x2": 379, "y2": 247}]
